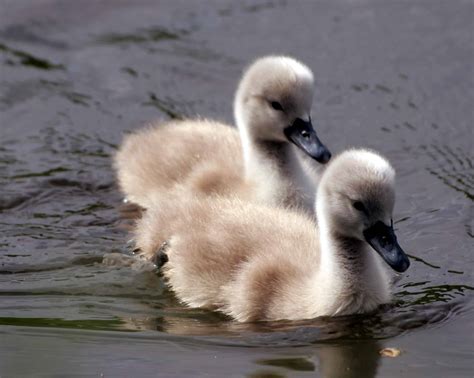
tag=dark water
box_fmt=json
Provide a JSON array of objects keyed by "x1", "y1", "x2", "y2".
[{"x1": 1, "y1": 1, "x2": 473, "y2": 376}]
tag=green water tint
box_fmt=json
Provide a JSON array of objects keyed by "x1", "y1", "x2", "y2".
[
  {"x1": 63, "y1": 92, "x2": 91, "y2": 107},
  {"x1": 422, "y1": 143, "x2": 474, "y2": 201},
  {"x1": 144, "y1": 92, "x2": 184, "y2": 119},
  {"x1": 97, "y1": 27, "x2": 185, "y2": 45},
  {"x1": 374, "y1": 84, "x2": 393, "y2": 94},
  {"x1": 398, "y1": 284, "x2": 474, "y2": 306},
  {"x1": 0, "y1": 317, "x2": 128, "y2": 331},
  {"x1": 0, "y1": 43, "x2": 64, "y2": 70},
  {"x1": 351, "y1": 83, "x2": 370, "y2": 92},
  {"x1": 37, "y1": 80, "x2": 92, "y2": 107},
  {"x1": 32, "y1": 213, "x2": 62, "y2": 219},
  {"x1": 406, "y1": 253, "x2": 441, "y2": 269},
  {"x1": 121, "y1": 67, "x2": 138, "y2": 77},
  {"x1": 255, "y1": 357, "x2": 315, "y2": 372},
  {"x1": 64, "y1": 202, "x2": 112, "y2": 216},
  {"x1": 447, "y1": 270, "x2": 464, "y2": 274},
  {"x1": 247, "y1": 372, "x2": 285, "y2": 378},
  {"x1": 11, "y1": 167, "x2": 70, "y2": 179}
]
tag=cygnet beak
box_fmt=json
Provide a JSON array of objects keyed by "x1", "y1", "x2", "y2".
[
  {"x1": 284, "y1": 118, "x2": 331, "y2": 163},
  {"x1": 363, "y1": 220, "x2": 410, "y2": 273}
]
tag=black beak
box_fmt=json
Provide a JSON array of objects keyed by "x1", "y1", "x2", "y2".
[
  {"x1": 363, "y1": 220, "x2": 410, "y2": 273},
  {"x1": 284, "y1": 118, "x2": 331, "y2": 164}
]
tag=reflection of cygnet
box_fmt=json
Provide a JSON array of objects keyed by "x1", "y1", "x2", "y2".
[
  {"x1": 114, "y1": 56, "x2": 331, "y2": 214},
  {"x1": 134, "y1": 149, "x2": 409, "y2": 322},
  {"x1": 317, "y1": 340, "x2": 381, "y2": 378}
]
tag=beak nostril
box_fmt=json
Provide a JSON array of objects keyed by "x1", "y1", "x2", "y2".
[{"x1": 284, "y1": 120, "x2": 331, "y2": 163}]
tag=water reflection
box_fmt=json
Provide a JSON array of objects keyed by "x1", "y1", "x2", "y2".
[
  {"x1": 2, "y1": 246, "x2": 471, "y2": 344},
  {"x1": 256, "y1": 357, "x2": 316, "y2": 372},
  {"x1": 250, "y1": 340, "x2": 382, "y2": 377},
  {"x1": 317, "y1": 341, "x2": 381, "y2": 378},
  {"x1": 113, "y1": 294, "x2": 469, "y2": 346}
]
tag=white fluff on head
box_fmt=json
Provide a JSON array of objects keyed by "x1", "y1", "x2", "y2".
[
  {"x1": 234, "y1": 55, "x2": 315, "y2": 132},
  {"x1": 269, "y1": 55, "x2": 314, "y2": 83},
  {"x1": 316, "y1": 148, "x2": 397, "y2": 252},
  {"x1": 347, "y1": 149, "x2": 394, "y2": 178},
  {"x1": 327, "y1": 148, "x2": 395, "y2": 185}
]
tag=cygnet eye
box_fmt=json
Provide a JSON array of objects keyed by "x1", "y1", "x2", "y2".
[
  {"x1": 270, "y1": 101, "x2": 284, "y2": 112},
  {"x1": 300, "y1": 130, "x2": 310, "y2": 139},
  {"x1": 353, "y1": 201, "x2": 366, "y2": 212}
]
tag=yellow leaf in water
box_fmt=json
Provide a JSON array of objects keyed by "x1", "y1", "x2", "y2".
[{"x1": 379, "y1": 347, "x2": 402, "y2": 357}]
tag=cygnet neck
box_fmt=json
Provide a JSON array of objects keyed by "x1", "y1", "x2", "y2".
[
  {"x1": 239, "y1": 124, "x2": 314, "y2": 211},
  {"x1": 314, "y1": 193, "x2": 390, "y2": 312}
]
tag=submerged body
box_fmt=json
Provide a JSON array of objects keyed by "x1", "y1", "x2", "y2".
[
  {"x1": 134, "y1": 149, "x2": 410, "y2": 322},
  {"x1": 114, "y1": 56, "x2": 331, "y2": 213}
]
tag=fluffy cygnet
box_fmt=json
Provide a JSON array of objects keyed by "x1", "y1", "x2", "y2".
[
  {"x1": 114, "y1": 56, "x2": 331, "y2": 213},
  {"x1": 134, "y1": 149, "x2": 410, "y2": 322}
]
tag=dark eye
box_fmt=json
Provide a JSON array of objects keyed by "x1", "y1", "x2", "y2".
[
  {"x1": 270, "y1": 101, "x2": 284, "y2": 111},
  {"x1": 301, "y1": 130, "x2": 310, "y2": 139},
  {"x1": 353, "y1": 201, "x2": 366, "y2": 212}
]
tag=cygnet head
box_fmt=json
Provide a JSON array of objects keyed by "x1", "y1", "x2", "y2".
[
  {"x1": 317, "y1": 149, "x2": 410, "y2": 272},
  {"x1": 234, "y1": 56, "x2": 331, "y2": 164}
]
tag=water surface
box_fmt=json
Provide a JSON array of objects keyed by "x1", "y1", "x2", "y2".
[{"x1": 1, "y1": 1, "x2": 473, "y2": 377}]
